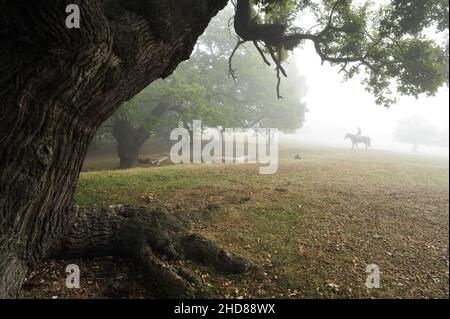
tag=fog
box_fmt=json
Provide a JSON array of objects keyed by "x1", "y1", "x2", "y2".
[{"x1": 284, "y1": 42, "x2": 449, "y2": 157}]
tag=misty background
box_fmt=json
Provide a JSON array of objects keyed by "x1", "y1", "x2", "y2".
[{"x1": 283, "y1": 42, "x2": 449, "y2": 157}]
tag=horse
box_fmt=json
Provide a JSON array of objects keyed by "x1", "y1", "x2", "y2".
[{"x1": 345, "y1": 133, "x2": 372, "y2": 149}]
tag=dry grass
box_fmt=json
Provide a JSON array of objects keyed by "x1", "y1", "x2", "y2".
[{"x1": 22, "y1": 145, "x2": 449, "y2": 299}]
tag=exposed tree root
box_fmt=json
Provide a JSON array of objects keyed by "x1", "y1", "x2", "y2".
[{"x1": 49, "y1": 205, "x2": 256, "y2": 298}]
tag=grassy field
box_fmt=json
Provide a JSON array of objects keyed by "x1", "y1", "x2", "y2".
[{"x1": 22, "y1": 144, "x2": 449, "y2": 299}]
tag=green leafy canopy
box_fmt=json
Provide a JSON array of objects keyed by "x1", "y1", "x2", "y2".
[{"x1": 233, "y1": 0, "x2": 448, "y2": 106}]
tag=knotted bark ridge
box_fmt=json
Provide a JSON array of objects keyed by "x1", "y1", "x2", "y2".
[{"x1": 50, "y1": 205, "x2": 257, "y2": 298}]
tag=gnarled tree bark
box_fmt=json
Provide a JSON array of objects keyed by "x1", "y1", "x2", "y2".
[
  {"x1": 0, "y1": 0, "x2": 228, "y2": 298},
  {"x1": 50, "y1": 205, "x2": 255, "y2": 298}
]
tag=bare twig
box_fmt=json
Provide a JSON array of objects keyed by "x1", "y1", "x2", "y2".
[
  {"x1": 252, "y1": 41, "x2": 271, "y2": 66},
  {"x1": 267, "y1": 46, "x2": 287, "y2": 77},
  {"x1": 276, "y1": 66, "x2": 283, "y2": 99},
  {"x1": 229, "y1": 39, "x2": 245, "y2": 80}
]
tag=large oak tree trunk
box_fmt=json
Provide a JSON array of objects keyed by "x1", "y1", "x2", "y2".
[
  {"x1": 113, "y1": 118, "x2": 150, "y2": 169},
  {"x1": 0, "y1": 0, "x2": 228, "y2": 298}
]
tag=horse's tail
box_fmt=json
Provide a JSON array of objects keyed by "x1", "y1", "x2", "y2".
[{"x1": 368, "y1": 138, "x2": 372, "y2": 148}]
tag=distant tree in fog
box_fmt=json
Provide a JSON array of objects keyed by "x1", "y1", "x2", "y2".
[
  {"x1": 97, "y1": 8, "x2": 308, "y2": 169},
  {"x1": 394, "y1": 116, "x2": 441, "y2": 152}
]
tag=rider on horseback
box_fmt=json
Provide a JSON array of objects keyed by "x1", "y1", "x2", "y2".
[{"x1": 345, "y1": 128, "x2": 371, "y2": 149}]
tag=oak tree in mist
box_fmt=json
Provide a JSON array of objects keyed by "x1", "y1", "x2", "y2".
[
  {"x1": 103, "y1": 7, "x2": 307, "y2": 169},
  {"x1": 394, "y1": 116, "x2": 442, "y2": 152},
  {"x1": 0, "y1": 0, "x2": 448, "y2": 297}
]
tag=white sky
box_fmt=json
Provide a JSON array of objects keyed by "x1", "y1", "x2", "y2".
[{"x1": 290, "y1": 43, "x2": 449, "y2": 156}]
